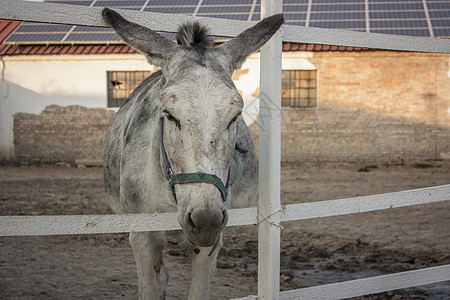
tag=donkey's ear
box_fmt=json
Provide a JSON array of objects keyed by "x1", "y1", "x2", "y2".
[
  {"x1": 102, "y1": 8, "x2": 179, "y2": 67},
  {"x1": 216, "y1": 14, "x2": 284, "y2": 72}
]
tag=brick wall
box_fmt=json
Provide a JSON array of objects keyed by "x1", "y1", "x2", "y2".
[
  {"x1": 250, "y1": 51, "x2": 450, "y2": 164},
  {"x1": 14, "y1": 105, "x2": 115, "y2": 164}
]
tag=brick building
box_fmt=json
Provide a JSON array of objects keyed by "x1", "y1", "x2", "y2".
[{"x1": 1, "y1": 1, "x2": 449, "y2": 165}]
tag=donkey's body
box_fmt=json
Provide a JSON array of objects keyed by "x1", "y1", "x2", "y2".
[{"x1": 102, "y1": 8, "x2": 283, "y2": 299}]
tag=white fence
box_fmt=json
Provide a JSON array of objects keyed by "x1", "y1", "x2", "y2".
[{"x1": 1, "y1": 1, "x2": 450, "y2": 299}]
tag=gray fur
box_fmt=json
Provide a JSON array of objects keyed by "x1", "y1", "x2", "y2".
[{"x1": 102, "y1": 8, "x2": 283, "y2": 299}]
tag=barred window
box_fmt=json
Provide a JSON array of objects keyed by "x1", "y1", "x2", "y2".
[
  {"x1": 107, "y1": 71, "x2": 153, "y2": 108},
  {"x1": 281, "y1": 70, "x2": 317, "y2": 108}
]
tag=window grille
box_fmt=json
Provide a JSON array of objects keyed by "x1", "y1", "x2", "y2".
[
  {"x1": 107, "y1": 71, "x2": 152, "y2": 107},
  {"x1": 281, "y1": 70, "x2": 317, "y2": 108}
]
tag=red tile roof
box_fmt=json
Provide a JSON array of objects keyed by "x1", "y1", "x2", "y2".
[
  {"x1": 0, "y1": 42, "x2": 372, "y2": 56},
  {"x1": 0, "y1": 42, "x2": 140, "y2": 56},
  {"x1": 0, "y1": 20, "x2": 21, "y2": 44},
  {"x1": 282, "y1": 43, "x2": 371, "y2": 52}
]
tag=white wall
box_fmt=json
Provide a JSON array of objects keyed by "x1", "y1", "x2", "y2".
[{"x1": 0, "y1": 53, "x2": 152, "y2": 161}]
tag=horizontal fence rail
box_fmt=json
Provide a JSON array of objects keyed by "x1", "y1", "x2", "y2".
[
  {"x1": 1, "y1": 184, "x2": 449, "y2": 237},
  {"x1": 233, "y1": 265, "x2": 450, "y2": 300},
  {"x1": 1, "y1": 0, "x2": 450, "y2": 53},
  {"x1": 277, "y1": 265, "x2": 450, "y2": 300}
]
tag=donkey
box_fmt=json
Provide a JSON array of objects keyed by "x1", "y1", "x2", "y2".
[{"x1": 102, "y1": 8, "x2": 283, "y2": 299}]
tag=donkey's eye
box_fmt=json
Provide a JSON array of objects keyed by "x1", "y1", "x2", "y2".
[
  {"x1": 164, "y1": 110, "x2": 181, "y2": 129},
  {"x1": 227, "y1": 114, "x2": 240, "y2": 130}
]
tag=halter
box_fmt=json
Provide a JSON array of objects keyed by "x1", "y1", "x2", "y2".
[{"x1": 159, "y1": 117, "x2": 247, "y2": 203}]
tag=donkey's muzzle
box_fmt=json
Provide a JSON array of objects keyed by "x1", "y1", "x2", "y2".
[{"x1": 183, "y1": 207, "x2": 228, "y2": 247}]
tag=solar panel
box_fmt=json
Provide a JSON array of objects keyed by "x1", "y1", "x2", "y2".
[
  {"x1": 94, "y1": 0, "x2": 146, "y2": 6},
  {"x1": 3, "y1": 0, "x2": 450, "y2": 44},
  {"x1": 368, "y1": 0, "x2": 431, "y2": 36},
  {"x1": 144, "y1": 6, "x2": 196, "y2": 14}
]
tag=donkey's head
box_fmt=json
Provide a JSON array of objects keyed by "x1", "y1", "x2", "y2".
[{"x1": 103, "y1": 9, "x2": 283, "y2": 247}]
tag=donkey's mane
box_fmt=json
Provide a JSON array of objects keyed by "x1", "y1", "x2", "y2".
[{"x1": 176, "y1": 22, "x2": 212, "y2": 47}]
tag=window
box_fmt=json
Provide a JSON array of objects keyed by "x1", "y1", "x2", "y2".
[
  {"x1": 281, "y1": 70, "x2": 317, "y2": 108},
  {"x1": 107, "y1": 71, "x2": 153, "y2": 107}
]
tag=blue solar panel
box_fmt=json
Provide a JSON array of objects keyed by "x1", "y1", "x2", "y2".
[
  {"x1": 371, "y1": 28, "x2": 430, "y2": 37},
  {"x1": 371, "y1": 19, "x2": 428, "y2": 28},
  {"x1": 73, "y1": 27, "x2": 114, "y2": 32},
  {"x1": 94, "y1": 0, "x2": 146, "y2": 7},
  {"x1": 370, "y1": 11, "x2": 427, "y2": 19},
  {"x1": 312, "y1": 4, "x2": 365, "y2": 12},
  {"x1": 284, "y1": 0, "x2": 309, "y2": 4},
  {"x1": 427, "y1": 1, "x2": 450, "y2": 10},
  {"x1": 369, "y1": 3, "x2": 424, "y2": 11},
  {"x1": 197, "y1": 14, "x2": 249, "y2": 21},
  {"x1": 9, "y1": 33, "x2": 67, "y2": 42},
  {"x1": 314, "y1": 0, "x2": 363, "y2": 3},
  {"x1": 65, "y1": 33, "x2": 121, "y2": 41},
  {"x1": 144, "y1": 6, "x2": 196, "y2": 14},
  {"x1": 310, "y1": 12, "x2": 365, "y2": 20},
  {"x1": 285, "y1": 21, "x2": 307, "y2": 26},
  {"x1": 429, "y1": 9, "x2": 450, "y2": 19},
  {"x1": 431, "y1": 18, "x2": 450, "y2": 27},
  {"x1": 310, "y1": 20, "x2": 366, "y2": 29},
  {"x1": 202, "y1": 0, "x2": 254, "y2": 5},
  {"x1": 15, "y1": 24, "x2": 72, "y2": 33},
  {"x1": 433, "y1": 28, "x2": 450, "y2": 37},
  {"x1": 146, "y1": 0, "x2": 198, "y2": 5},
  {"x1": 285, "y1": 13, "x2": 308, "y2": 21},
  {"x1": 198, "y1": 6, "x2": 252, "y2": 14},
  {"x1": 284, "y1": 4, "x2": 308, "y2": 13}
]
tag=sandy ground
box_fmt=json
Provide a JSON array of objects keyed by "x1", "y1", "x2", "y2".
[{"x1": 0, "y1": 162, "x2": 449, "y2": 299}]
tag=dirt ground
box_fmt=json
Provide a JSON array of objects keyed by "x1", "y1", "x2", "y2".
[{"x1": 0, "y1": 162, "x2": 449, "y2": 299}]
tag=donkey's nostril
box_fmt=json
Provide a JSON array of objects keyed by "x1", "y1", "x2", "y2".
[{"x1": 186, "y1": 212, "x2": 196, "y2": 229}]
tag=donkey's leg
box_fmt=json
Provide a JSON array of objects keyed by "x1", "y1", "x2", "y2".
[
  {"x1": 130, "y1": 231, "x2": 168, "y2": 300},
  {"x1": 188, "y1": 235, "x2": 223, "y2": 300}
]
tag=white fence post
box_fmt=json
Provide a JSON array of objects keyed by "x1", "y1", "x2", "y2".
[{"x1": 258, "y1": 0, "x2": 283, "y2": 299}]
